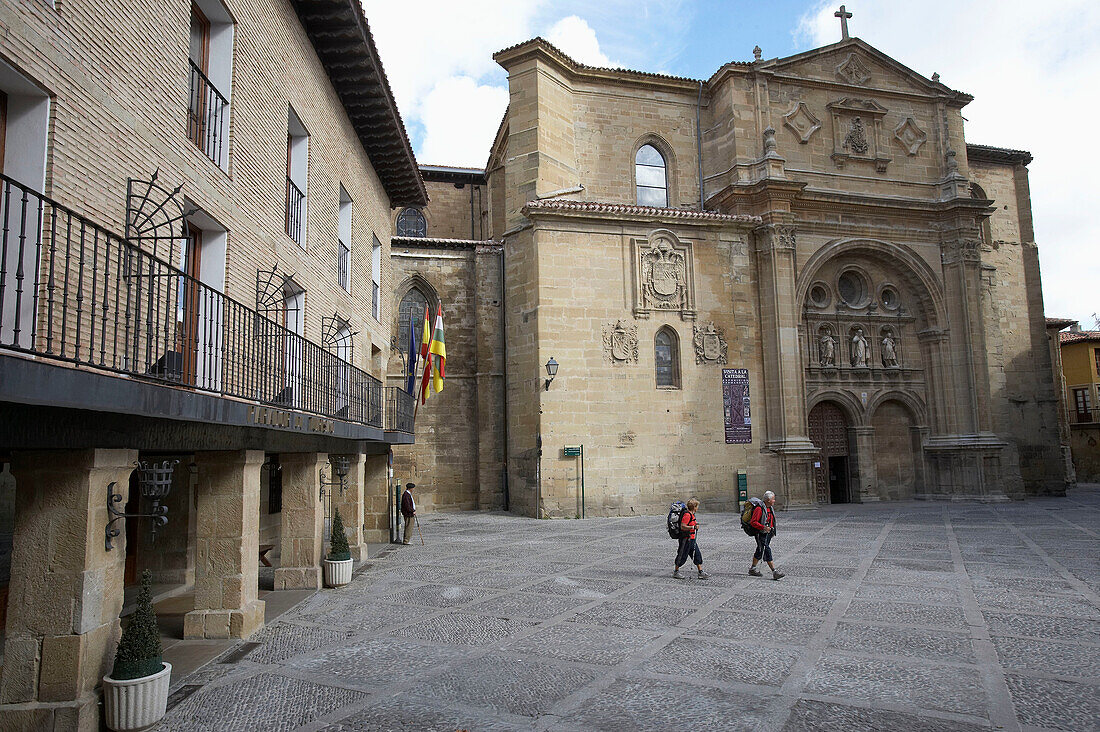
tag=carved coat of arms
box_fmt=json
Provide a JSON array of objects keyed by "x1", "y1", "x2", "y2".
[
  {"x1": 641, "y1": 239, "x2": 686, "y2": 308},
  {"x1": 693, "y1": 322, "x2": 728, "y2": 364},
  {"x1": 602, "y1": 320, "x2": 638, "y2": 364}
]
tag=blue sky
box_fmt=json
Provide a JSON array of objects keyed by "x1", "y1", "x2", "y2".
[{"x1": 363, "y1": 1, "x2": 1100, "y2": 323}]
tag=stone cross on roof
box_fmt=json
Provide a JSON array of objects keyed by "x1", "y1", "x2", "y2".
[{"x1": 835, "y1": 5, "x2": 853, "y2": 40}]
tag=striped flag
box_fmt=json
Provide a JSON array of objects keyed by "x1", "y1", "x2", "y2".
[
  {"x1": 418, "y1": 304, "x2": 433, "y2": 405},
  {"x1": 429, "y1": 305, "x2": 446, "y2": 395},
  {"x1": 405, "y1": 308, "x2": 419, "y2": 395}
]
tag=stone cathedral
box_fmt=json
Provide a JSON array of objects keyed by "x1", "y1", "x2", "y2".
[{"x1": 387, "y1": 28, "x2": 1068, "y2": 517}]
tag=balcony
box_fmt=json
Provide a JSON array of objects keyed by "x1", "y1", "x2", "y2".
[
  {"x1": 0, "y1": 174, "x2": 414, "y2": 439},
  {"x1": 187, "y1": 60, "x2": 229, "y2": 168},
  {"x1": 286, "y1": 177, "x2": 305, "y2": 246}
]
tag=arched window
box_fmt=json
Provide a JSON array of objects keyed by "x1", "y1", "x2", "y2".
[
  {"x1": 635, "y1": 144, "x2": 668, "y2": 207},
  {"x1": 397, "y1": 288, "x2": 429, "y2": 353},
  {"x1": 655, "y1": 327, "x2": 680, "y2": 389},
  {"x1": 396, "y1": 207, "x2": 427, "y2": 237}
]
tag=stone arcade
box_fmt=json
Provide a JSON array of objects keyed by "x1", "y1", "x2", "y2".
[{"x1": 390, "y1": 31, "x2": 1067, "y2": 516}]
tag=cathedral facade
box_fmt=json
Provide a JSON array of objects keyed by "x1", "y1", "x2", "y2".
[{"x1": 390, "y1": 35, "x2": 1067, "y2": 516}]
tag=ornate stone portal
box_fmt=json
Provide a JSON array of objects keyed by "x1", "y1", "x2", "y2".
[
  {"x1": 602, "y1": 320, "x2": 639, "y2": 364},
  {"x1": 693, "y1": 322, "x2": 728, "y2": 364},
  {"x1": 632, "y1": 230, "x2": 696, "y2": 320}
]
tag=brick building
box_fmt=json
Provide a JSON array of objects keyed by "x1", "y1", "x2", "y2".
[
  {"x1": 0, "y1": 0, "x2": 422, "y2": 727},
  {"x1": 390, "y1": 34, "x2": 1068, "y2": 517}
]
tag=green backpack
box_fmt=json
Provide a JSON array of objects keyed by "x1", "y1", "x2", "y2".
[{"x1": 740, "y1": 498, "x2": 764, "y2": 536}]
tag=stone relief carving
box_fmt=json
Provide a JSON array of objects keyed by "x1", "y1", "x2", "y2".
[
  {"x1": 632, "y1": 230, "x2": 696, "y2": 320},
  {"x1": 819, "y1": 327, "x2": 836, "y2": 367},
  {"x1": 828, "y1": 98, "x2": 890, "y2": 172},
  {"x1": 783, "y1": 102, "x2": 821, "y2": 144},
  {"x1": 893, "y1": 117, "x2": 927, "y2": 156},
  {"x1": 693, "y1": 322, "x2": 728, "y2": 364},
  {"x1": 602, "y1": 320, "x2": 639, "y2": 364},
  {"x1": 843, "y1": 117, "x2": 869, "y2": 154},
  {"x1": 850, "y1": 327, "x2": 870, "y2": 367},
  {"x1": 836, "y1": 53, "x2": 871, "y2": 85}
]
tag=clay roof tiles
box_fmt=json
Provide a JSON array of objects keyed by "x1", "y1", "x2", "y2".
[
  {"x1": 493, "y1": 37, "x2": 704, "y2": 85},
  {"x1": 523, "y1": 199, "x2": 761, "y2": 224},
  {"x1": 1060, "y1": 330, "x2": 1100, "y2": 345}
]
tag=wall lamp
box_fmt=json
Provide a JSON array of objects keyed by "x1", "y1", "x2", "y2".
[
  {"x1": 544, "y1": 357, "x2": 559, "y2": 391},
  {"x1": 106, "y1": 459, "x2": 179, "y2": 551},
  {"x1": 320, "y1": 455, "x2": 350, "y2": 500}
]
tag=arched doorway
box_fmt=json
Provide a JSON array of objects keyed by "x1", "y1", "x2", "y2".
[
  {"x1": 872, "y1": 400, "x2": 918, "y2": 499},
  {"x1": 808, "y1": 402, "x2": 851, "y2": 503}
]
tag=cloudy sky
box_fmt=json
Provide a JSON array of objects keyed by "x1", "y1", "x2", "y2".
[{"x1": 362, "y1": 0, "x2": 1100, "y2": 324}]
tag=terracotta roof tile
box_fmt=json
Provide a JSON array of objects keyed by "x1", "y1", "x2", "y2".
[
  {"x1": 523, "y1": 199, "x2": 761, "y2": 224},
  {"x1": 494, "y1": 37, "x2": 703, "y2": 85},
  {"x1": 1059, "y1": 331, "x2": 1100, "y2": 345}
]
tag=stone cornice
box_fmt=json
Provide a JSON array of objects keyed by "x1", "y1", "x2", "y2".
[
  {"x1": 966, "y1": 144, "x2": 1033, "y2": 166},
  {"x1": 521, "y1": 199, "x2": 761, "y2": 227}
]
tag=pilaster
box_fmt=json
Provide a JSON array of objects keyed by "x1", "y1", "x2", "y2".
[{"x1": 334, "y1": 454, "x2": 366, "y2": 561}]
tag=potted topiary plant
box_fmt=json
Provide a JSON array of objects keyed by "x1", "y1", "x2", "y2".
[
  {"x1": 322, "y1": 506, "x2": 353, "y2": 587},
  {"x1": 102, "y1": 570, "x2": 171, "y2": 731}
]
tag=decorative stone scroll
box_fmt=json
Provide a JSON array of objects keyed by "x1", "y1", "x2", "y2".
[
  {"x1": 632, "y1": 229, "x2": 696, "y2": 320},
  {"x1": 602, "y1": 320, "x2": 639, "y2": 364},
  {"x1": 783, "y1": 102, "x2": 821, "y2": 145},
  {"x1": 693, "y1": 322, "x2": 728, "y2": 365},
  {"x1": 836, "y1": 53, "x2": 871, "y2": 85},
  {"x1": 827, "y1": 98, "x2": 890, "y2": 172},
  {"x1": 893, "y1": 117, "x2": 927, "y2": 156}
]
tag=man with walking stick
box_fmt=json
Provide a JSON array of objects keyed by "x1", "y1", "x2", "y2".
[{"x1": 400, "y1": 482, "x2": 417, "y2": 545}]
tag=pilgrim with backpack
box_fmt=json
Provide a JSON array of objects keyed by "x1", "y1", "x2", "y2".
[
  {"x1": 742, "y1": 491, "x2": 785, "y2": 580},
  {"x1": 667, "y1": 498, "x2": 710, "y2": 580}
]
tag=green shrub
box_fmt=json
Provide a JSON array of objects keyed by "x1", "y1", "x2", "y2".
[
  {"x1": 329, "y1": 506, "x2": 351, "y2": 561},
  {"x1": 112, "y1": 570, "x2": 164, "y2": 680}
]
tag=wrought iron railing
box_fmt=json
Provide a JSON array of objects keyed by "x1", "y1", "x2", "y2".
[
  {"x1": 385, "y1": 386, "x2": 415, "y2": 433},
  {"x1": 286, "y1": 177, "x2": 305, "y2": 245},
  {"x1": 0, "y1": 174, "x2": 385, "y2": 429},
  {"x1": 187, "y1": 60, "x2": 229, "y2": 168}
]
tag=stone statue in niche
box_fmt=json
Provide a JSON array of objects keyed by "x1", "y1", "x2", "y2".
[
  {"x1": 819, "y1": 328, "x2": 836, "y2": 367},
  {"x1": 844, "y1": 116, "x2": 869, "y2": 154},
  {"x1": 881, "y1": 332, "x2": 898, "y2": 368},
  {"x1": 602, "y1": 320, "x2": 638, "y2": 364},
  {"x1": 850, "y1": 328, "x2": 870, "y2": 367},
  {"x1": 693, "y1": 322, "x2": 728, "y2": 364}
]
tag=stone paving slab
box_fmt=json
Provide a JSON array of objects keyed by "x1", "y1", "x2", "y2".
[{"x1": 160, "y1": 487, "x2": 1100, "y2": 731}]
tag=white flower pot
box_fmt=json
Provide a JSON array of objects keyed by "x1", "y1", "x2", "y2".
[
  {"x1": 102, "y1": 661, "x2": 171, "y2": 732},
  {"x1": 323, "y1": 557, "x2": 353, "y2": 587}
]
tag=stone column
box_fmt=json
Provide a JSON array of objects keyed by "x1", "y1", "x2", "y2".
[
  {"x1": 363, "y1": 454, "x2": 390, "y2": 544},
  {"x1": 333, "y1": 453, "x2": 366, "y2": 561},
  {"x1": 0, "y1": 449, "x2": 137, "y2": 730},
  {"x1": 184, "y1": 450, "x2": 264, "y2": 640},
  {"x1": 275, "y1": 453, "x2": 326, "y2": 590},
  {"x1": 850, "y1": 426, "x2": 878, "y2": 502}
]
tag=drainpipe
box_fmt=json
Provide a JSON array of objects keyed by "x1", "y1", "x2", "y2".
[
  {"x1": 697, "y1": 80, "x2": 705, "y2": 211},
  {"x1": 500, "y1": 238, "x2": 509, "y2": 511}
]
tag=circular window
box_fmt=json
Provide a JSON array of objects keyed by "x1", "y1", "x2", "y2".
[
  {"x1": 837, "y1": 271, "x2": 866, "y2": 306},
  {"x1": 880, "y1": 286, "x2": 899, "y2": 310},
  {"x1": 809, "y1": 283, "x2": 830, "y2": 308}
]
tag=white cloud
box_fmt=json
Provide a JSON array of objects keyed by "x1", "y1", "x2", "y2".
[
  {"x1": 546, "y1": 15, "x2": 619, "y2": 67},
  {"x1": 796, "y1": 1, "x2": 1100, "y2": 324},
  {"x1": 417, "y1": 77, "x2": 509, "y2": 167}
]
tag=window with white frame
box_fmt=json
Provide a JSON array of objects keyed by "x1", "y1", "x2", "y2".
[
  {"x1": 635, "y1": 144, "x2": 668, "y2": 207},
  {"x1": 371, "y1": 234, "x2": 382, "y2": 321},
  {"x1": 187, "y1": 0, "x2": 233, "y2": 169},
  {"x1": 338, "y1": 186, "x2": 352, "y2": 292},
  {"x1": 285, "y1": 107, "x2": 308, "y2": 246}
]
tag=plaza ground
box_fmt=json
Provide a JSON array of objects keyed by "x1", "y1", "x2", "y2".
[{"x1": 156, "y1": 486, "x2": 1100, "y2": 731}]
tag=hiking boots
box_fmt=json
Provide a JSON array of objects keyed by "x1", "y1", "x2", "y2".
[
  {"x1": 748, "y1": 567, "x2": 763, "y2": 577},
  {"x1": 772, "y1": 570, "x2": 786, "y2": 581},
  {"x1": 673, "y1": 569, "x2": 685, "y2": 579},
  {"x1": 697, "y1": 570, "x2": 711, "y2": 580}
]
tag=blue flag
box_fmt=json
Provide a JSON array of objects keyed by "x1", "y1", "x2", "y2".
[{"x1": 405, "y1": 313, "x2": 418, "y2": 395}]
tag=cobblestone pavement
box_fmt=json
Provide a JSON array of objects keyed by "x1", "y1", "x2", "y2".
[{"x1": 160, "y1": 487, "x2": 1100, "y2": 731}]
